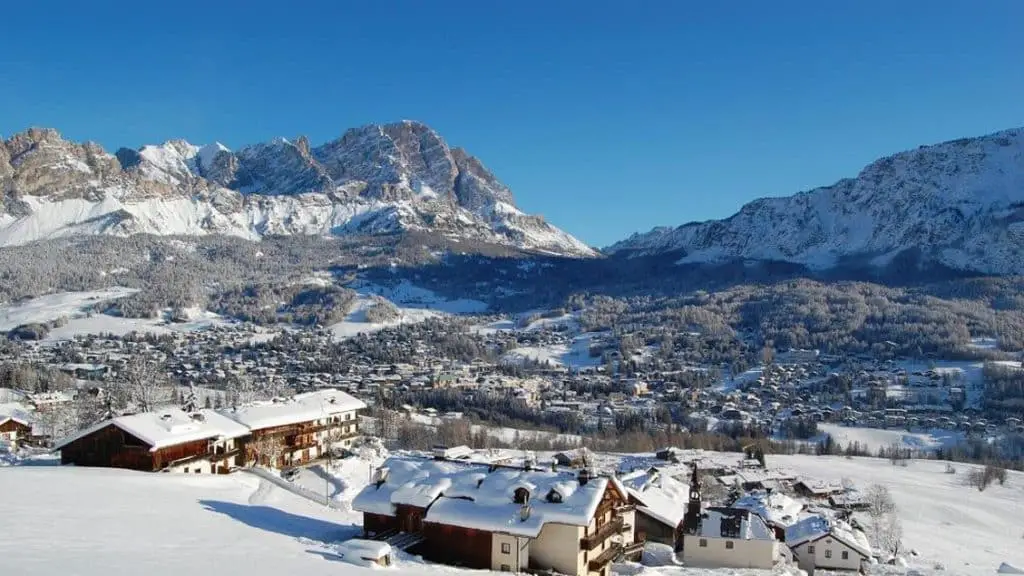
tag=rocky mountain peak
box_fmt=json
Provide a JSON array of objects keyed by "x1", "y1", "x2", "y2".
[
  {"x1": 0, "y1": 121, "x2": 596, "y2": 257},
  {"x1": 608, "y1": 127, "x2": 1024, "y2": 274}
]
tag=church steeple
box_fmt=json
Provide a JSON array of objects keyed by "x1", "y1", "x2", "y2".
[{"x1": 682, "y1": 464, "x2": 702, "y2": 536}]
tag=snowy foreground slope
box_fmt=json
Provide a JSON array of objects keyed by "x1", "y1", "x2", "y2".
[
  {"x1": 773, "y1": 455, "x2": 1024, "y2": 575},
  {"x1": 609, "y1": 127, "x2": 1024, "y2": 274},
  {"x1": 2, "y1": 454, "x2": 1022, "y2": 576}
]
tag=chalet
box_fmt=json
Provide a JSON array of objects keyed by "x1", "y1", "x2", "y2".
[
  {"x1": 352, "y1": 456, "x2": 642, "y2": 576},
  {"x1": 620, "y1": 467, "x2": 689, "y2": 548},
  {"x1": 0, "y1": 414, "x2": 32, "y2": 444},
  {"x1": 552, "y1": 447, "x2": 592, "y2": 468},
  {"x1": 223, "y1": 389, "x2": 365, "y2": 468},
  {"x1": 786, "y1": 515, "x2": 872, "y2": 572},
  {"x1": 54, "y1": 409, "x2": 249, "y2": 473},
  {"x1": 731, "y1": 490, "x2": 805, "y2": 541},
  {"x1": 793, "y1": 479, "x2": 845, "y2": 501}
]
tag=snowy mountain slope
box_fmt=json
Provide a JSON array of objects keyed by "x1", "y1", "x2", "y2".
[
  {"x1": 608, "y1": 128, "x2": 1024, "y2": 274},
  {"x1": 0, "y1": 122, "x2": 595, "y2": 257}
]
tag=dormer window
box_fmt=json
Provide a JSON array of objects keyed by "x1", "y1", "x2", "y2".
[
  {"x1": 513, "y1": 487, "x2": 530, "y2": 504},
  {"x1": 545, "y1": 488, "x2": 563, "y2": 504}
]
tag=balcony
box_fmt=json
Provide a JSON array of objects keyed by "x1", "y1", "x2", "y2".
[
  {"x1": 622, "y1": 541, "x2": 645, "y2": 561},
  {"x1": 588, "y1": 543, "x2": 622, "y2": 570},
  {"x1": 580, "y1": 516, "x2": 624, "y2": 551}
]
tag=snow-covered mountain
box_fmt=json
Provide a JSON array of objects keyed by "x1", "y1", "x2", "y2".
[
  {"x1": 0, "y1": 122, "x2": 595, "y2": 257},
  {"x1": 608, "y1": 128, "x2": 1024, "y2": 274}
]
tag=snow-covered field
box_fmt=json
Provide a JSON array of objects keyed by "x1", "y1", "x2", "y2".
[
  {"x1": 2, "y1": 450, "x2": 1021, "y2": 576},
  {"x1": 774, "y1": 455, "x2": 1024, "y2": 575},
  {"x1": 501, "y1": 332, "x2": 603, "y2": 369},
  {"x1": 817, "y1": 423, "x2": 965, "y2": 453},
  {"x1": 0, "y1": 288, "x2": 137, "y2": 331},
  {"x1": 0, "y1": 288, "x2": 233, "y2": 340},
  {"x1": 330, "y1": 281, "x2": 487, "y2": 340}
]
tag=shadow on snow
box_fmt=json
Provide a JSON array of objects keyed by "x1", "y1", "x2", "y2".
[{"x1": 199, "y1": 499, "x2": 358, "y2": 543}]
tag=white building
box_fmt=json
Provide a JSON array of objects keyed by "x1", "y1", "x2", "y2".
[
  {"x1": 682, "y1": 507, "x2": 780, "y2": 569},
  {"x1": 787, "y1": 515, "x2": 872, "y2": 572}
]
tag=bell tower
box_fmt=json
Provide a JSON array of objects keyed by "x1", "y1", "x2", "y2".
[{"x1": 682, "y1": 464, "x2": 702, "y2": 536}]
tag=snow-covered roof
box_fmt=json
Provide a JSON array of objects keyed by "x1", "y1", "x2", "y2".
[
  {"x1": 0, "y1": 402, "x2": 33, "y2": 427},
  {"x1": 786, "y1": 515, "x2": 871, "y2": 558},
  {"x1": 352, "y1": 456, "x2": 616, "y2": 537},
  {"x1": 54, "y1": 409, "x2": 250, "y2": 452},
  {"x1": 336, "y1": 539, "x2": 392, "y2": 560},
  {"x1": 222, "y1": 389, "x2": 366, "y2": 430},
  {"x1": 621, "y1": 468, "x2": 690, "y2": 528},
  {"x1": 732, "y1": 490, "x2": 805, "y2": 527},
  {"x1": 698, "y1": 507, "x2": 775, "y2": 541}
]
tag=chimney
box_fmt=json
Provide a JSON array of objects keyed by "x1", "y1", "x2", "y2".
[{"x1": 578, "y1": 468, "x2": 591, "y2": 486}]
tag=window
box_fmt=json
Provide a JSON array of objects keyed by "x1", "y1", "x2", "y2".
[
  {"x1": 501, "y1": 543, "x2": 511, "y2": 555},
  {"x1": 346, "y1": 413, "x2": 353, "y2": 420},
  {"x1": 699, "y1": 539, "x2": 708, "y2": 548},
  {"x1": 842, "y1": 551, "x2": 849, "y2": 560},
  {"x1": 184, "y1": 467, "x2": 189, "y2": 473},
  {"x1": 500, "y1": 565, "x2": 511, "y2": 572},
  {"x1": 807, "y1": 546, "x2": 815, "y2": 554},
  {"x1": 825, "y1": 550, "x2": 832, "y2": 559},
  {"x1": 725, "y1": 541, "x2": 734, "y2": 550}
]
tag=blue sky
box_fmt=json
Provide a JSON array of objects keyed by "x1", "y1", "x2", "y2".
[{"x1": 1, "y1": 1, "x2": 1022, "y2": 247}]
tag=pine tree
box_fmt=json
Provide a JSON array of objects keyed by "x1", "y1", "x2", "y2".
[{"x1": 182, "y1": 383, "x2": 200, "y2": 413}]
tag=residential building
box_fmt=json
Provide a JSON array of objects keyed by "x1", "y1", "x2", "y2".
[
  {"x1": 620, "y1": 467, "x2": 689, "y2": 547},
  {"x1": 54, "y1": 409, "x2": 249, "y2": 473},
  {"x1": 0, "y1": 414, "x2": 32, "y2": 443},
  {"x1": 786, "y1": 515, "x2": 872, "y2": 572},
  {"x1": 223, "y1": 389, "x2": 366, "y2": 468},
  {"x1": 352, "y1": 456, "x2": 642, "y2": 576},
  {"x1": 681, "y1": 465, "x2": 780, "y2": 569},
  {"x1": 681, "y1": 507, "x2": 780, "y2": 569}
]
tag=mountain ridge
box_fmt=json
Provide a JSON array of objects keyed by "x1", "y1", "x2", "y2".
[
  {"x1": 607, "y1": 127, "x2": 1024, "y2": 275},
  {"x1": 0, "y1": 121, "x2": 596, "y2": 257}
]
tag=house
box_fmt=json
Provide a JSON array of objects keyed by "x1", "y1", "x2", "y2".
[
  {"x1": 786, "y1": 515, "x2": 872, "y2": 572},
  {"x1": 553, "y1": 447, "x2": 592, "y2": 468},
  {"x1": 54, "y1": 409, "x2": 249, "y2": 473},
  {"x1": 680, "y1": 465, "x2": 780, "y2": 569},
  {"x1": 793, "y1": 479, "x2": 845, "y2": 500},
  {"x1": 352, "y1": 456, "x2": 641, "y2": 576},
  {"x1": 681, "y1": 507, "x2": 780, "y2": 569},
  {"x1": 731, "y1": 490, "x2": 805, "y2": 540},
  {"x1": 620, "y1": 467, "x2": 689, "y2": 547},
  {"x1": 223, "y1": 389, "x2": 365, "y2": 468},
  {"x1": 0, "y1": 414, "x2": 32, "y2": 444}
]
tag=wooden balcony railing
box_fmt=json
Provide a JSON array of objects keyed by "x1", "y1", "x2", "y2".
[
  {"x1": 580, "y1": 516, "x2": 624, "y2": 551},
  {"x1": 588, "y1": 543, "x2": 622, "y2": 570}
]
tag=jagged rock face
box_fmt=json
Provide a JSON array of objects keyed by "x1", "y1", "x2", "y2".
[
  {"x1": 608, "y1": 128, "x2": 1024, "y2": 274},
  {"x1": 0, "y1": 122, "x2": 596, "y2": 257}
]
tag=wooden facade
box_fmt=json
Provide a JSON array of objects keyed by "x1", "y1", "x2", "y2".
[
  {"x1": 362, "y1": 512, "x2": 400, "y2": 537},
  {"x1": 0, "y1": 418, "x2": 32, "y2": 441},
  {"x1": 59, "y1": 424, "x2": 240, "y2": 473},
  {"x1": 421, "y1": 522, "x2": 493, "y2": 569},
  {"x1": 246, "y1": 417, "x2": 358, "y2": 468}
]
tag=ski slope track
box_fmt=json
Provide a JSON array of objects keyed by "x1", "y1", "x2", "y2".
[
  {"x1": 0, "y1": 123, "x2": 595, "y2": 257},
  {"x1": 609, "y1": 127, "x2": 1024, "y2": 275}
]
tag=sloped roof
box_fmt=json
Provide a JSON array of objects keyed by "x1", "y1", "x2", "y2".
[
  {"x1": 53, "y1": 409, "x2": 249, "y2": 452},
  {"x1": 786, "y1": 515, "x2": 872, "y2": 558},
  {"x1": 221, "y1": 389, "x2": 366, "y2": 430},
  {"x1": 352, "y1": 455, "x2": 613, "y2": 537}
]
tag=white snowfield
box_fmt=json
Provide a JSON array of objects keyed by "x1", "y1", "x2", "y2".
[
  {"x1": 773, "y1": 455, "x2": 1024, "y2": 575},
  {"x1": 330, "y1": 282, "x2": 487, "y2": 340},
  {"x1": 0, "y1": 287, "x2": 137, "y2": 331},
  {"x1": 1, "y1": 452, "x2": 1022, "y2": 576}
]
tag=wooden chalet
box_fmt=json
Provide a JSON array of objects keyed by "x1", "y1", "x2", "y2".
[
  {"x1": 0, "y1": 414, "x2": 32, "y2": 444},
  {"x1": 54, "y1": 409, "x2": 249, "y2": 473},
  {"x1": 353, "y1": 456, "x2": 644, "y2": 576},
  {"x1": 222, "y1": 389, "x2": 365, "y2": 468}
]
